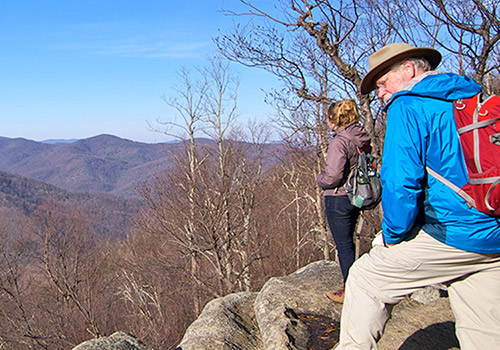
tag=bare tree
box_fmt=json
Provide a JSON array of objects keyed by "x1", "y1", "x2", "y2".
[
  {"x1": 200, "y1": 57, "x2": 242, "y2": 295},
  {"x1": 218, "y1": 0, "x2": 499, "y2": 137},
  {"x1": 215, "y1": 0, "x2": 391, "y2": 259},
  {"x1": 0, "y1": 227, "x2": 50, "y2": 349},
  {"x1": 402, "y1": 0, "x2": 500, "y2": 93},
  {"x1": 216, "y1": 0, "x2": 392, "y2": 148},
  {"x1": 0, "y1": 201, "x2": 120, "y2": 350},
  {"x1": 130, "y1": 57, "x2": 271, "y2": 324},
  {"x1": 30, "y1": 201, "x2": 115, "y2": 343},
  {"x1": 153, "y1": 67, "x2": 209, "y2": 315},
  {"x1": 231, "y1": 121, "x2": 272, "y2": 290}
]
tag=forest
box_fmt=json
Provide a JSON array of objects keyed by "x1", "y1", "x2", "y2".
[{"x1": 0, "y1": 0, "x2": 498, "y2": 349}]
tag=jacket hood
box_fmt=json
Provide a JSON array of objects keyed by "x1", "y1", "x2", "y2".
[
  {"x1": 385, "y1": 72, "x2": 482, "y2": 110},
  {"x1": 336, "y1": 121, "x2": 371, "y2": 148}
]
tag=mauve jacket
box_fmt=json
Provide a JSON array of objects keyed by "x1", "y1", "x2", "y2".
[{"x1": 316, "y1": 121, "x2": 371, "y2": 197}]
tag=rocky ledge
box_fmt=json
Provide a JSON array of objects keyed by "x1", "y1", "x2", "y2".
[
  {"x1": 177, "y1": 260, "x2": 459, "y2": 350},
  {"x1": 72, "y1": 331, "x2": 152, "y2": 350}
]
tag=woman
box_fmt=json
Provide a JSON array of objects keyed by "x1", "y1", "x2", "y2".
[{"x1": 316, "y1": 99, "x2": 371, "y2": 303}]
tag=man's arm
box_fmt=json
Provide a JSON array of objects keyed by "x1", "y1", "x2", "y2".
[{"x1": 380, "y1": 98, "x2": 428, "y2": 245}]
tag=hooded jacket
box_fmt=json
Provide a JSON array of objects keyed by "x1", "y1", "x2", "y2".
[
  {"x1": 317, "y1": 121, "x2": 371, "y2": 196},
  {"x1": 381, "y1": 72, "x2": 500, "y2": 253}
]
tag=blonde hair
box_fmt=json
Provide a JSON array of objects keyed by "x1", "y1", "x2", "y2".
[{"x1": 327, "y1": 99, "x2": 360, "y2": 129}]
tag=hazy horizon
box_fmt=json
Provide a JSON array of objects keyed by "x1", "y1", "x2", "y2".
[{"x1": 0, "y1": 0, "x2": 280, "y2": 144}]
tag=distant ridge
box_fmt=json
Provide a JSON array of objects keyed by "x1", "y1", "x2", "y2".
[
  {"x1": 0, "y1": 169, "x2": 71, "y2": 212},
  {"x1": 0, "y1": 134, "x2": 178, "y2": 197},
  {"x1": 41, "y1": 138, "x2": 78, "y2": 144},
  {"x1": 0, "y1": 134, "x2": 282, "y2": 240},
  {"x1": 0, "y1": 134, "x2": 282, "y2": 198},
  {"x1": 0, "y1": 134, "x2": 280, "y2": 198}
]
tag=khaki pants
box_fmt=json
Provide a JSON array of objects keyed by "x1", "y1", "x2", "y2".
[{"x1": 336, "y1": 229, "x2": 500, "y2": 350}]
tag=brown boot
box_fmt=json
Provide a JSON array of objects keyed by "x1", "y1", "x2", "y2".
[{"x1": 325, "y1": 288, "x2": 345, "y2": 304}]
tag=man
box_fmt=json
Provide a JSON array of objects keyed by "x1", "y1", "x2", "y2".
[{"x1": 335, "y1": 42, "x2": 500, "y2": 349}]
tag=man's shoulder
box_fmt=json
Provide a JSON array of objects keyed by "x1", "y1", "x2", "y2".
[
  {"x1": 387, "y1": 93, "x2": 430, "y2": 113},
  {"x1": 398, "y1": 72, "x2": 480, "y2": 101},
  {"x1": 388, "y1": 94, "x2": 450, "y2": 127}
]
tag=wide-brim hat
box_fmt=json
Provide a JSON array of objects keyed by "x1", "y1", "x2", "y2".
[{"x1": 359, "y1": 42, "x2": 442, "y2": 95}]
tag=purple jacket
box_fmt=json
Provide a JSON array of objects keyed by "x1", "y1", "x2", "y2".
[{"x1": 316, "y1": 121, "x2": 371, "y2": 196}]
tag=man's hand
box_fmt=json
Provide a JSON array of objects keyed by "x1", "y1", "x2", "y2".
[{"x1": 372, "y1": 230, "x2": 397, "y2": 247}]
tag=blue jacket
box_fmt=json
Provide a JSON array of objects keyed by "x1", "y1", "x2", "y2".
[{"x1": 381, "y1": 72, "x2": 500, "y2": 253}]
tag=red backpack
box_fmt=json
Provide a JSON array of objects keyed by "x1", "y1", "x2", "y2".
[{"x1": 427, "y1": 93, "x2": 500, "y2": 217}]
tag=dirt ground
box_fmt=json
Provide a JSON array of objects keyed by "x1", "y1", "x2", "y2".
[{"x1": 378, "y1": 296, "x2": 460, "y2": 350}]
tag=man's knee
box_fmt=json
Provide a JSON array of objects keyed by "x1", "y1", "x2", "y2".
[
  {"x1": 349, "y1": 247, "x2": 381, "y2": 276},
  {"x1": 345, "y1": 253, "x2": 375, "y2": 290}
]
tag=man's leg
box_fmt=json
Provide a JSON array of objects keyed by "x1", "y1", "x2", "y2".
[
  {"x1": 336, "y1": 229, "x2": 500, "y2": 350},
  {"x1": 336, "y1": 240, "x2": 418, "y2": 349},
  {"x1": 337, "y1": 271, "x2": 392, "y2": 349},
  {"x1": 448, "y1": 261, "x2": 500, "y2": 350}
]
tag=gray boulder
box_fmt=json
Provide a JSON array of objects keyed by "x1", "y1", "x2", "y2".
[
  {"x1": 254, "y1": 260, "x2": 342, "y2": 350},
  {"x1": 410, "y1": 284, "x2": 447, "y2": 304},
  {"x1": 177, "y1": 292, "x2": 262, "y2": 350},
  {"x1": 177, "y1": 260, "x2": 342, "y2": 350},
  {"x1": 72, "y1": 331, "x2": 152, "y2": 350}
]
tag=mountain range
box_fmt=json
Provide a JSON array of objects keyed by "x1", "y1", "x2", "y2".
[
  {"x1": 0, "y1": 134, "x2": 179, "y2": 198},
  {"x1": 0, "y1": 134, "x2": 282, "y2": 240},
  {"x1": 0, "y1": 134, "x2": 186, "y2": 239}
]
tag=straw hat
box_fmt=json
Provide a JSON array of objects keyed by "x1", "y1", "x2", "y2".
[{"x1": 359, "y1": 43, "x2": 441, "y2": 94}]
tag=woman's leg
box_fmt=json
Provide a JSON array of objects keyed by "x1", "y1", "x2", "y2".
[{"x1": 325, "y1": 195, "x2": 359, "y2": 282}]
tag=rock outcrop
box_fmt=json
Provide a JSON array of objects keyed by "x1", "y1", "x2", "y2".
[
  {"x1": 253, "y1": 260, "x2": 343, "y2": 350},
  {"x1": 177, "y1": 260, "x2": 459, "y2": 350},
  {"x1": 72, "y1": 331, "x2": 152, "y2": 350},
  {"x1": 178, "y1": 292, "x2": 262, "y2": 349}
]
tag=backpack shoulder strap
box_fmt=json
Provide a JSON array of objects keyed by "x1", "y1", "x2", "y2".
[{"x1": 426, "y1": 166, "x2": 476, "y2": 208}]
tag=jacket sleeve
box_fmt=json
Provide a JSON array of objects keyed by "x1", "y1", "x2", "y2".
[
  {"x1": 381, "y1": 98, "x2": 428, "y2": 244},
  {"x1": 317, "y1": 137, "x2": 349, "y2": 190}
]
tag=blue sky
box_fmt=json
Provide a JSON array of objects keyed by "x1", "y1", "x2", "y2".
[{"x1": 0, "y1": 0, "x2": 279, "y2": 143}]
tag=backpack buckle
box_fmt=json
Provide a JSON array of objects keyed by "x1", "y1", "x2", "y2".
[
  {"x1": 491, "y1": 133, "x2": 500, "y2": 146},
  {"x1": 455, "y1": 99, "x2": 466, "y2": 110},
  {"x1": 478, "y1": 107, "x2": 488, "y2": 117}
]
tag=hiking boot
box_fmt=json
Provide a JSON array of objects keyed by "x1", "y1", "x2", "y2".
[{"x1": 325, "y1": 288, "x2": 345, "y2": 304}]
